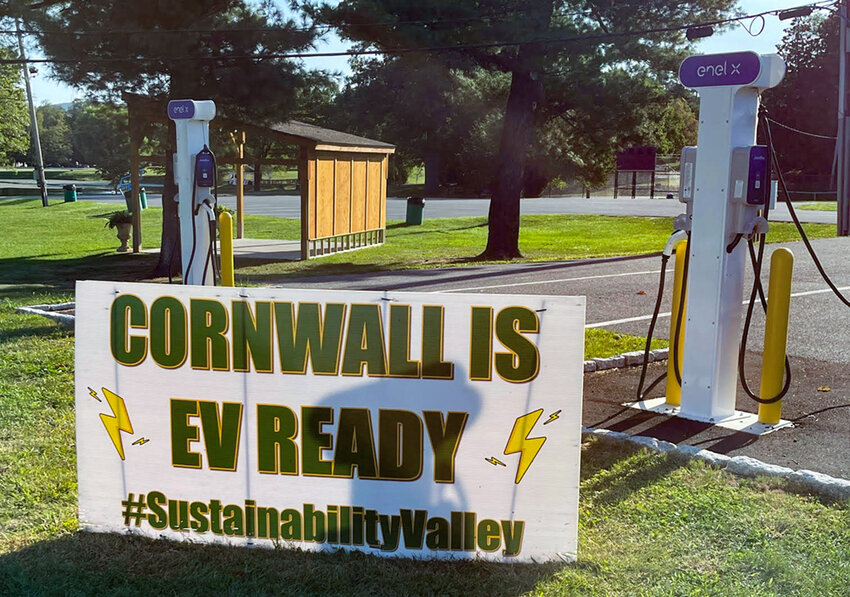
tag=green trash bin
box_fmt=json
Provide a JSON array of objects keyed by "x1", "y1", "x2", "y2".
[
  {"x1": 63, "y1": 184, "x2": 77, "y2": 203},
  {"x1": 406, "y1": 197, "x2": 425, "y2": 225},
  {"x1": 124, "y1": 188, "x2": 148, "y2": 211}
]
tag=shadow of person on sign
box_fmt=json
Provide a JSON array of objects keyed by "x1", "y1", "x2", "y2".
[{"x1": 304, "y1": 365, "x2": 483, "y2": 556}]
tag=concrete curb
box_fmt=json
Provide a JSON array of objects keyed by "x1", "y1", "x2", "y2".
[
  {"x1": 583, "y1": 426, "x2": 850, "y2": 501},
  {"x1": 16, "y1": 303, "x2": 75, "y2": 329},
  {"x1": 584, "y1": 348, "x2": 668, "y2": 373}
]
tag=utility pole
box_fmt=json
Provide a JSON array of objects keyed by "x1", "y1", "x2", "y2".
[
  {"x1": 838, "y1": 0, "x2": 850, "y2": 235},
  {"x1": 16, "y1": 19, "x2": 48, "y2": 208}
]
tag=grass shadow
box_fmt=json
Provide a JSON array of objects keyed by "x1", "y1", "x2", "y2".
[
  {"x1": 0, "y1": 532, "x2": 564, "y2": 597},
  {"x1": 0, "y1": 324, "x2": 68, "y2": 344},
  {"x1": 0, "y1": 253, "x2": 160, "y2": 288},
  {"x1": 579, "y1": 437, "x2": 684, "y2": 509}
]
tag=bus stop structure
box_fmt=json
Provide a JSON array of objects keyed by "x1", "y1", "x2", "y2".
[{"x1": 124, "y1": 94, "x2": 395, "y2": 261}]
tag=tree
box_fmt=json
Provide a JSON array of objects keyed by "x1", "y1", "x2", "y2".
[
  {"x1": 0, "y1": 46, "x2": 29, "y2": 165},
  {"x1": 308, "y1": 0, "x2": 736, "y2": 258},
  {"x1": 67, "y1": 100, "x2": 129, "y2": 184},
  {"x1": 763, "y1": 13, "x2": 838, "y2": 181},
  {"x1": 330, "y1": 56, "x2": 509, "y2": 193},
  {"x1": 29, "y1": 0, "x2": 318, "y2": 275},
  {"x1": 635, "y1": 98, "x2": 698, "y2": 155},
  {"x1": 33, "y1": 103, "x2": 71, "y2": 165}
]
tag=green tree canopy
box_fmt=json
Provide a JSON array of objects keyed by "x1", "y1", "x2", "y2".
[
  {"x1": 308, "y1": 0, "x2": 737, "y2": 258},
  {"x1": 763, "y1": 13, "x2": 838, "y2": 182},
  {"x1": 28, "y1": 0, "x2": 321, "y2": 274},
  {"x1": 0, "y1": 46, "x2": 29, "y2": 165},
  {"x1": 33, "y1": 103, "x2": 71, "y2": 165},
  {"x1": 67, "y1": 100, "x2": 129, "y2": 184}
]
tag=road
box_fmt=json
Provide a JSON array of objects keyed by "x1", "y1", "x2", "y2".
[{"x1": 60, "y1": 188, "x2": 836, "y2": 224}]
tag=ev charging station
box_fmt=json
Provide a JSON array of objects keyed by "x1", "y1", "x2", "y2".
[
  {"x1": 628, "y1": 52, "x2": 793, "y2": 434},
  {"x1": 168, "y1": 99, "x2": 217, "y2": 286}
]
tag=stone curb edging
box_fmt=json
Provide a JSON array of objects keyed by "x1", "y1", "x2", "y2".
[
  {"x1": 583, "y1": 426, "x2": 850, "y2": 501},
  {"x1": 17, "y1": 303, "x2": 75, "y2": 329},
  {"x1": 584, "y1": 348, "x2": 668, "y2": 373}
]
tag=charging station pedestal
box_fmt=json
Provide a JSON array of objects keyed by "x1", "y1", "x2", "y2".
[
  {"x1": 626, "y1": 52, "x2": 792, "y2": 435},
  {"x1": 168, "y1": 99, "x2": 216, "y2": 286}
]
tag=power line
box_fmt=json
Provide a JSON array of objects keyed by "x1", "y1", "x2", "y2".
[
  {"x1": 0, "y1": 11, "x2": 536, "y2": 36},
  {"x1": 0, "y1": 4, "x2": 836, "y2": 66},
  {"x1": 0, "y1": 2, "x2": 837, "y2": 38}
]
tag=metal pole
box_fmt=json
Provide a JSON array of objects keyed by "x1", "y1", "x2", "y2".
[
  {"x1": 16, "y1": 20, "x2": 48, "y2": 207},
  {"x1": 236, "y1": 131, "x2": 245, "y2": 239},
  {"x1": 838, "y1": 0, "x2": 850, "y2": 235}
]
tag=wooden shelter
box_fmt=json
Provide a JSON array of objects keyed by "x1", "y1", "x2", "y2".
[{"x1": 124, "y1": 94, "x2": 395, "y2": 260}]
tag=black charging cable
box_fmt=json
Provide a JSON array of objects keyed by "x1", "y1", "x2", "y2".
[
  {"x1": 738, "y1": 234, "x2": 792, "y2": 404},
  {"x1": 762, "y1": 107, "x2": 850, "y2": 309},
  {"x1": 734, "y1": 106, "x2": 793, "y2": 405},
  {"x1": 636, "y1": 253, "x2": 671, "y2": 400}
]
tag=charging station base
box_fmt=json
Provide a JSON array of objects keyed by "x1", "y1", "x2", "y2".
[{"x1": 622, "y1": 397, "x2": 793, "y2": 436}]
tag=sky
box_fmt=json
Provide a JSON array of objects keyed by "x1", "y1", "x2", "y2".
[{"x1": 26, "y1": 0, "x2": 822, "y2": 106}]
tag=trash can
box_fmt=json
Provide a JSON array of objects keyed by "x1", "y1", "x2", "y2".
[
  {"x1": 406, "y1": 197, "x2": 425, "y2": 225},
  {"x1": 139, "y1": 187, "x2": 148, "y2": 210},
  {"x1": 123, "y1": 190, "x2": 132, "y2": 211},
  {"x1": 63, "y1": 184, "x2": 77, "y2": 203}
]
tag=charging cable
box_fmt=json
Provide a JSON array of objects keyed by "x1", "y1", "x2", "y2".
[{"x1": 636, "y1": 229, "x2": 688, "y2": 401}]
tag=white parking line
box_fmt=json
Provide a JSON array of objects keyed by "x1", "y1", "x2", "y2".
[
  {"x1": 586, "y1": 285, "x2": 850, "y2": 329},
  {"x1": 442, "y1": 269, "x2": 662, "y2": 293}
]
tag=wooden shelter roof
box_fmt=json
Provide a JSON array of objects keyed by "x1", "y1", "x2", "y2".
[{"x1": 267, "y1": 121, "x2": 396, "y2": 154}]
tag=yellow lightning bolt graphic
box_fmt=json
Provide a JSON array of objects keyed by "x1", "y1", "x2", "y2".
[
  {"x1": 485, "y1": 456, "x2": 507, "y2": 467},
  {"x1": 544, "y1": 409, "x2": 561, "y2": 425},
  {"x1": 504, "y1": 408, "x2": 546, "y2": 484},
  {"x1": 99, "y1": 388, "x2": 134, "y2": 460},
  {"x1": 132, "y1": 438, "x2": 150, "y2": 446},
  {"x1": 88, "y1": 387, "x2": 101, "y2": 401}
]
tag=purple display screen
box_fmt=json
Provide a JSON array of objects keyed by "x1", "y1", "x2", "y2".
[
  {"x1": 679, "y1": 52, "x2": 761, "y2": 88},
  {"x1": 167, "y1": 100, "x2": 195, "y2": 120}
]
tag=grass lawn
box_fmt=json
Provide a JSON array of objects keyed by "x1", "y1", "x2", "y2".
[
  {"x1": 0, "y1": 168, "x2": 104, "y2": 181},
  {"x1": 236, "y1": 215, "x2": 834, "y2": 280},
  {"x1": 794, "y1": 201, "x2": 837, "y2": 211},
  {"x1": 0, "y1": 198, "x2": 848, "y2": 594}
]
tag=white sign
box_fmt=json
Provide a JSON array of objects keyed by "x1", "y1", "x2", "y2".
[{"x1": 75, "y1": 281, "x2": 585, "y2": 562}]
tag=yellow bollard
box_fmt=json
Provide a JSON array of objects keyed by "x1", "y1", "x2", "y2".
[
  {"x1": 219, "y1": 211, "x2": 235, "y2": 287},
  {"x1": 665, "y1": 240, "x2": 688, "y2": 406},
  {"x1": 759, "y1": 248, "x2": 794, "y2": 424}
]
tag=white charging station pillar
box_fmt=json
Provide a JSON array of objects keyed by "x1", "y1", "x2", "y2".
[
  {"x1": 168, "y1": 99, "x2": 216, "y2": 286},
  {"x1": 678, "y1": 53, "x2": 785, "y2": 422}
]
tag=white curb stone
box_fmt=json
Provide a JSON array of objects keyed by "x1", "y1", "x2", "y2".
[{"x1": 583, "y1": 426, "x2": 850, "y2": 501}]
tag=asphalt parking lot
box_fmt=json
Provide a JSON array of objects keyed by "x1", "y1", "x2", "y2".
[{"x1": 267, "y1": 237, "x2": 850, "y2": 479}]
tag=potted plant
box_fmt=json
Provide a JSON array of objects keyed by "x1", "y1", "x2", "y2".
[{"x1": 105, "y1": 210, "x2": 134, "y2": 252}]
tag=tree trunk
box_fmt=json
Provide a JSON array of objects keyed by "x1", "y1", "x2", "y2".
[
  {"x1": 253, "y1": 162, "x2": 262, "y2": 192},
  {"x1": 480, "y1": 67, "x2": 542, "y2": 260},
  {"x1": 152, "y1": 120, "x2": 181, "y2": 278},
  {"x1": 424, "y1": 152, "x2": 440, "y2": 195}
]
